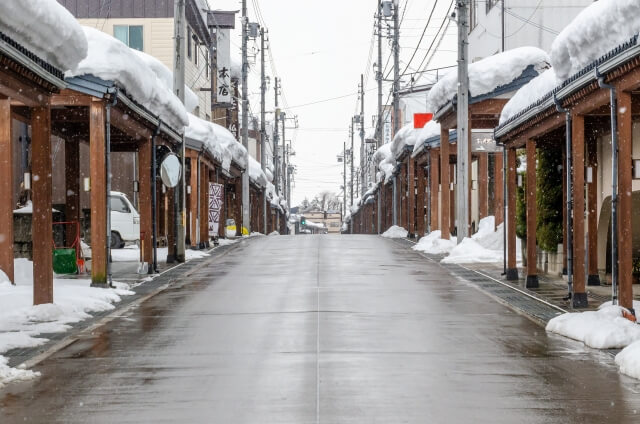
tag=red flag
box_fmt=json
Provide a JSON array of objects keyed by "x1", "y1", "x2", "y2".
[{"x1": 414, "y1": 113, "x2": 433, "y2": 128}]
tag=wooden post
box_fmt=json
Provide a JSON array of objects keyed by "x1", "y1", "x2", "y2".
[
  {"x1": 416, "y1": 162, "x2": 425, "y2": 236},
  {"x1": 32, "y1": 105, "x2": 53, "y2": 304},
  {"x1": 440, "y1": 129, "x2": 450, "y2": 239},
  {"x1": 138, "y1": 136, "x2": 152, "y2": 264},
  {"x1": 562, "y1": 148, "x2": 567, "y2": 275},
  {"x1": 89, "y1": 100, "x2": 107, "y2": 287},
  {"x1": 525, "y1": 140, "x2": 538, "y2": 288},
  {"x1": 400, "y1": 163, "x2": 407, "y2": 230},
  {"x1": 617, "y1": 90, "x2": 633, "y2": 311},
  {"x1": 200, "y1": 165, "x2": 209, "y2": 246},
  {"x1": 478, "y1": 152, "x2": 488, "y2": 220},
  {"x1": 189, "y1": 156, "x2": 199, "y2": 247},
  {"x1": 494, "y1": 152, "x2": 504, "y2": 228},
  {"x1": 572, "y1": 114, "x2": 587, "y2": 307},
  {"x1": 235, "y1": 177, "x2": 242, "y2": 236},
  {"x1": 407, "y1": 158, "x2": 415, "y2": 236},
  {"x1": 430, "y1": 148, "x2": 439, "y2": 231},
  {"x1": 166, "y1": 186, "x2": 175, "y2": 262},
  {"x1": 506, "y1": 147, "x2": 518, "y2": 280},
  {"x1": 0, "y1": 98, "x2": 14, "y2": 283},
  {"x1": 587, "y1": 137, "x2": 599, "y2": 286},
  {"x1": 64, "y1": 138, "x2": 80, "y2": 245}
]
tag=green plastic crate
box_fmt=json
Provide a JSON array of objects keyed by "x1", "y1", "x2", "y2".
[{"x1": 53, "y1": 248, "x2": 78, "y2": 274}]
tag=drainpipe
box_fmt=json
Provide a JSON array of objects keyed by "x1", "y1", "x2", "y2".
[
  {"x1": 596, "y1": 67, "x2": 618, "y2": 305},
  {"x1": 196, "y1": 148, "x2": 204, "y2": 249},
  {"x1": 554, "y1": 94, "x2": 573, "y2": 303},
  {"x1": 392, "y1": 174, "x2": 398, "y2": 226},
  {"x1": 496, "y1": 142, "x2": 507, "y2": 275},
  {"x1": 106, "y1": 88, "x2": 118, "y2": 288},
  {"x1": 150, "y1": 120, "x2": 162, "y2": 274}
]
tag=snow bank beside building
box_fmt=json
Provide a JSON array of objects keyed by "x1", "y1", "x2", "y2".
[
  {"x1": 616, "y1": 341, "x2": 640, "y2": 380},
  {"x1": 0, "y1": 0, "x2": 88, "y2": 72},
  {"x1": 499, "y1": 68, "x2": 558, "y2": 125},
  {"x1": 441, "y1": 217, "x2": 506, "y2": 264},
  {"x1": 70, "y1": 27, "x2": 189, "y2": 130},
  {"x1": 412, "y1": 231, "x2": 456, "y2": 255},
  {"x1": 550, "y1": 0, "x2": 640, "y2": 81},
  {"x1": 381, "y1": 226, "x2": 408, "y2": 239},
  {"x1": 427, "y1": 47, "x2": 550, "y2": 112},
  {"x1": 0, "y1": 259, "x2": 134, "y2": 388}
]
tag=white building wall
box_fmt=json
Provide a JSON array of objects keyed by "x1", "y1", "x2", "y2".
[{"x1": 468, "y1": 0, "x2": 595, "y2": 62}]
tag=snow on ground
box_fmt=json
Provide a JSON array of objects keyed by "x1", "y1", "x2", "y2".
[
  {"x1": 499, "y1": 68, "x2": 558, "y2": 125},
  {"x1": 381, "y1": 226, "x2": 408, "y2": 239},
  {"x1": 616, "y1": 340, "x2": 640, "y2": 380},
  {"x1": 217, "y1": 238, "x2": 239, "y2": 246},
  {"x1": 69, "y1": 26, "x2": 188, "y2": 131},
  {"x1": 268, "y1": 231, "x2": 280, "y2": 236},
  {"x1": 0, "y1": 259, "x2": 134, "y2": 388},
  {"x1": 546, "y1": 301, "x2": 640, "y2": 350},
  {"x1": 441, "y1": 217, "x2": 504, "y2": 264},
  {"x1": 0, "y1": 0, "x2": 88, "y2": 72},
  {"x1": 412, "y1": 231, "x2": 456, "y2": 255},
  {"x1": 550, "y1": 0, "x2": 640, "y2": 81},
  {"x1": 109, "y1": 246, "x2": 211, "y2": 262},
  {"x1": 427, "y1": 47, "x2": 550, "y2": 112}
]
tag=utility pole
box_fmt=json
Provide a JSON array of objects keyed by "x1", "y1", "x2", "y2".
[
  {"x1": 377, "y1": 0, "x2": 383, "y2": 149},
  {"x1": 260, "y1": 27, "x2": 267, "y2": 234},
  {"x1": 350, "y1": 122, "x2": 354, "y2": 209},
  {"x1": 274, "y1": 77, "x2": 280, "y2": 192},
  {"x1": 360, "y1": 74, "x2": 365, "y2": 197},
  {"x1": 456, "y1": 0, "x2": 470, "y2": 242},
  {"x1": 392, "y1": 0, "x2": 400, "y2": 136},
  {"x1": 241, "y1": 0, "x2": 251, "y2": 234},
  {"x1": 282, "y1": 111, "x2": 287, "y2": 200},
  {"x1": 343, "y1": 141, "x2": 347, "y2": 218},
  {"x1": 173, "y1": 0, "x2": 186, "y2": 262}
]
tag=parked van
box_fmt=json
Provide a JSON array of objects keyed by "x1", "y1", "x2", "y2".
[{"x1": 110, "y1": 191, "x2": 140, "y2": 249}]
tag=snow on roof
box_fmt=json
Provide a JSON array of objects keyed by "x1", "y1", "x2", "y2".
[
  {"x1": 371, "y1": 143, "x2": 397, "y2": 184},
  {"x1": 132, "y1": 50, "x2": 200, "y2": 113},
  {"x1": 550, "y1": 0, "x2": 640, "y2": 81},
  {"x1": 248, "y1": 156, "x2": 268, "y2": 188},
  {"x1": 216, "y1": 125, "x2": 247, "y2": 170},
  {"x1": 0, "y1": 0, "x2": 88, "y2": 72},
  {"x1": 69, "y1": 27, "x2": 188, "y2": 131},
  {"x1": 499, "y1": 68, "x2": 558, "y2": 126},
  {"x1": 427, "y1": 47, "x2": 550, "y2": 113},
  {"x1": 412, "y1": 120, "x2": 441, "y2": 157},
  {"x1": 185, "y1": 113, "x2": 230, "y2": 166},
  {"x1": 390, "y1": 123, "x2": 421, "y2": 159},
  {"x1": 305, "y1": 220, "x2": 325, "y2": 230}
]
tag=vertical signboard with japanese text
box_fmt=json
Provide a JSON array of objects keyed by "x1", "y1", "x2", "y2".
[
  {"x1": 216, "y1": 28, "x2": 231, "y2": 104},
  {"x1": 209, "y1": 183, "x2": 223, "y2": 237}
]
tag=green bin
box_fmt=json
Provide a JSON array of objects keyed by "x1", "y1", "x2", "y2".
[{"x1": 53, "y1": 248, "x2": 78, "y2": 274}]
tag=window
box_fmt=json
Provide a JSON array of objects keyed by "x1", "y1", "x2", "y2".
[
  {"x1": 486, "y1": 0, "x2": 500, "y2": 14},
  {"x1": 195, "y1": 45, "x2": 199, "y2": 66},
  {"x1": 187, "y1": 27, "x2": 192, "y2": 60},
  {"x1": 114, "y1": 25, "x2": 143, "y2": 51},
  {"x1": 110, "y1": 196, "x2": 130, "y2": 213},
  {"x1": 205, "y1": 50, "x2": 209, "y2": 78}
]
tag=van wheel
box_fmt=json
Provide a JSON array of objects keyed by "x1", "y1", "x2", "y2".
[{"x1": 110, "y1": 232, "x2": 122, "y2": 249}]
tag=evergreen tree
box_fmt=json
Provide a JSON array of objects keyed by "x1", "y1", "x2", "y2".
[
  {"x1": 536, "y1": 145, "x2": 563, "y2": 252},
  {"x1": 516, "y1": 153, "x2": 527, "y2": 240}
]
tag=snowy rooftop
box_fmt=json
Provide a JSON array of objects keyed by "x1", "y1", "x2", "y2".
[
  {"x1": 68, "y1": 27, "x2": 189, "y2": 131},
  {"x1": 550, "y1": 0, "x2": 640, "y2": 81},
  {"x1": 411, "y1": 120, "x2": 441, "y2": 158},
  {"x1": 427, "y1": 47, "x2": 550, "y2": 113},
  {"x1": 0, "y1": 0, "x2": 88, "y2": 73},
  {"x1": 390, "y1": 124, "x2": 421, "y2": 159},
  {"x1": 498, "y1": 68, "x2": 559, "y2": 126},
  {"x1": 371, "y1": 143, "x2": 396, "y2": 184},
  {"x1": 248, "y1": 156, "x2": 268, "y2": 188}
]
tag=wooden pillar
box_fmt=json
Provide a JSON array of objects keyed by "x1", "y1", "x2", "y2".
[
  {"x1": 587, "y1": 137, "x2": 599, "y2": 286},
  {"x1": 200, "y1": 165, "x2": 209, "y2": 246},
  {"x1": 430, "y1": 148, "x2": 439, "y2": 231},
  {"x1": 32, "y1": 105, "x2": 53, "y2": 303},
  {"x1": 494, "y1": 152, "x2": 504, "y2": 228},
  {"x1": 166, "y1": 186, "x2": 176, "y2": 262},
  {"x1": 525, "y1": 140, "x2": 538, "y2": 288},
  {"x1": 235, "y1": 177, "x2": 242, "y2": 236},
  {"x1": 450, "y1": 163, "x2": 456, "y2": 236},
  {"x1": 219, "y1": 177, "x2": 226, "y2": 238},
  {"x1": 416, "y1": 162, "x2": 425, "y2": 236},
  {"x1": 617, "y1": 90, "x2": 633, "y2": 311},
  {"x1": 64, "y1": 137, "x2": 80, "y2": 245},
  {"x1": 0, "y1": 98, "x2": 14, "y2": 283},
  {"x1": 407, "y1": 158, "x2": 415, "y2": 235},
  {"x1": 400, "y1": 164, "x2": 407, "y2": 230},
  {"x1": 189, "y1": 156, "x2": 199, "y2": 247},
  {"x1": 138, "y1": 136, "x2": 152, "y2": 264},
  {"x1": 506, "y1": 147, "x2": 518, "y2": 280},
  {"x1": 89, "y1": 100, "x2": 107, "y2": 287},
  {"x1": 478, "y1": 152, "x2": 488, "y2": 220},
  {"x1": 440, "y1": 129, "x2": 450, "y2": 239},
  {"x1": 572, "y1": 114, "x2": 587, "y2": 307},
  {"x1": 562, "y1": 148, "x2": 567, "y2": 275}
]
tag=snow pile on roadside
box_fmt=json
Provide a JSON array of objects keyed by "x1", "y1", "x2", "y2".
[
  {"x1": 110, "y1": 246, "x2": 210, "y2": 262},
  {"x1": 412, "y1": 231, "x2": 456, "y2": 255},
  {"x1": 381, "y1": 226, "x2": 408, "y2": 239},
  {"x1": 546, "y1": 301, "x2": 640, "y2": 349},
  {"x1": 269, "y1": 231, "x2": 280, "y2": 236},
  {"x1": 0, "y1": 259, "x2": 134, "y2": 388},
  {"x1": 69, "y1": 26, "x2": 188, "y2": 130},
  {"x1": 441, "y1": 217, "x2": 504, "y2": 264},
  {"x1": 0, "y1": 0, "x2": 88, "y2": 72},
  {"x1": 616, "y1": 341, "x2": 640, "y2": 380},
  {"x1": 499, "y1": 68, "x2": 558, "y2": 125},
  {"x1": 428, "y1": 47, "x2": 550, "y2": 112},
  {"x1": 550, "y1": 0, "x2": 640, "y2": 81},
  {"x1": 217, "y1": 238, "x2": 238, "y2": 246}
]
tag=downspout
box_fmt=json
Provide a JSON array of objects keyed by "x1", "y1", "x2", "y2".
[
  {"x1": 426, "y1": 149, "x2": 431, "y2": 234},
  {"x1": 554, "y1": 94, "x2": 573, "y2": 303},
  {"x1": 196, "y1": 147, "x2": 204, "y2": 249},
  {"x1": 596, "y1": 67, "x2": 618, "y2": 305},
  {"x1": 106, "y1": 88, "x2": 118, "y2": 288},
  {"x1": 494, "y1": 141, "x2": 507, "y2": 276},
  {"x1": 150, "y1": 120, "x2": 162, "y2": 274}
]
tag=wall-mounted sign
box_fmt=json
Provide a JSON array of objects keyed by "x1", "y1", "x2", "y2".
[
  {"x1": 216, "y1": 29, "x2": 231, "y2": 104},
  {"x1": 471, "y1": 130, "x2": 497, "y2": 153},
  {"x1": 209, "y1": 183, "x2": 223, "y2": 237}
]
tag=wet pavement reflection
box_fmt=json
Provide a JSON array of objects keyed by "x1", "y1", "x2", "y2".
[{"x1": 2, "y1": 235, "x2": 640, "y2": 423}]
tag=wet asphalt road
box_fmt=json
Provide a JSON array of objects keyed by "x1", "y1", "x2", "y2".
[{"x1": 2, "y1": 235, "x2": 640, "y2": 423}]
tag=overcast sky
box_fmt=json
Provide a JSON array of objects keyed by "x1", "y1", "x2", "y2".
[{"x1": 211, "y1": 0, "x2": 457, "y2": 206}]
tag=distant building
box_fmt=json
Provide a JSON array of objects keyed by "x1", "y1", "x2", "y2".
[{"x1": 303, "y1": 211, "x2": 342, "y2": 234}]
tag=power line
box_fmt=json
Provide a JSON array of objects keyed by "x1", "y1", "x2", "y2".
[{"x1": 401, "y1": 0, "x2": 440, "y2": 76}]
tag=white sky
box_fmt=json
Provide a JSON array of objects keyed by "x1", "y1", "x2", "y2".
[{"x1": 211, "y1": 0, "x2": 457, "y2": 206}]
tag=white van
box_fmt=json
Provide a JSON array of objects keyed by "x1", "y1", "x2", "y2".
[{"x1": 110, "y1": 191, "x2": 140, "y2": 249}]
